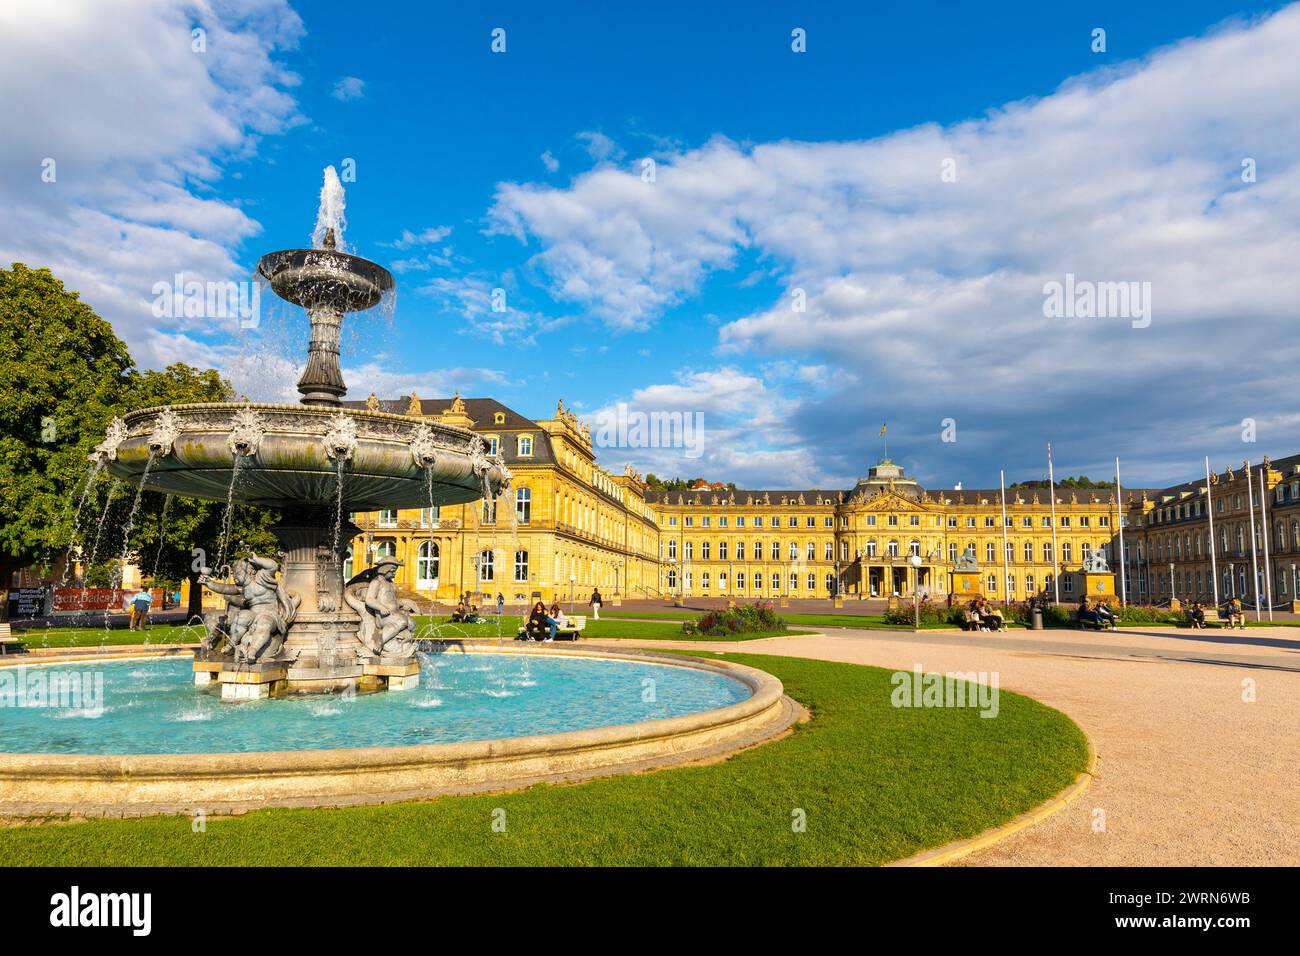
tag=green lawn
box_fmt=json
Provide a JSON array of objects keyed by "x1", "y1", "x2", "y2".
[
  {"x1": 0, "y1": 654, "x2": 1089, "y2": 866},
  {"x1": 600, "y1": 610, "x2": 956, "y2": 630},
  {"x1": 412, "y1": 614, "x2": 802, "y2": 642},
  {"x1": 10, "y1": 624, "x2": 203, "y2": 649}
]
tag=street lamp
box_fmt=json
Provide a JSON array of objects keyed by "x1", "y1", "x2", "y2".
[
  {"x1": 569, "y1": 573, "x2": 576, "y2": 614},
  {"x1": 909, "y1": 553, "x2": 923, "y2": 628},
  {"x1": 1169, "y1": 561, "x2": 1175, "y2": 606}
]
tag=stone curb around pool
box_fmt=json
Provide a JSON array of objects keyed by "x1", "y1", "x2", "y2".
[
  {"x1": 890, "y1": 740, "x2": 1099, "y2": 867},
  {"x1": 0, "y1": 645, "x2": 799, "y2": 817}
]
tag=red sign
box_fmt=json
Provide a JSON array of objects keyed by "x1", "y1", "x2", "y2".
[{"x1": 53, "y1": 588, "x2": 163, "y2": 612}]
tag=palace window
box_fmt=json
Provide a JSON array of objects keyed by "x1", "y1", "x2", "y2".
[
  {"x1": 1022, "y1": 516, "x2": 1032, "y2": 528},
  {"x1": 1026, "y1": 574, "x2": 1035, "y2": 593},
  {"x1": 1044, "y1": 542, "x2": 1053, "y2": 562},
  {"x1": 841, "y1": 541, "x2": 850, "y2": 561},
  {"x1": 788, "y1": 517, "x2": 798, "y2": 528},
  {"x1": 888, "y1": 515, "x2": 899, "y2": 526},
  {"x1": 702, "y1": 517, "x2": 711, "y2": 528},
  {"x1": 667, "y1": 570, "x2": 677, "y2": 589},
  {"x1": 948, "y1": 543, "x2": 957, "y2": 562},
  {"x1": 825, "y1": 573, "x2": 834, "y2": 592},
  {"x1": 719, "y1": 517, "x2": 728, "y2": 528},
  {"x1": 701, "y1": 572, "x2": 710, "y2": 589},
  {"x1": 420, "y1": 506, "x2": 439, "y2": 527},
  {"x1": 966, "y1": 517, "x2": 976, "y2": 528},
  {"x1": 824, "y1": 542, "x2": 833, "y2": 560},
  {"x1": 1007, "y1": 575, "x2": 1016, "y2": 595},
  {"x1": 477, "y1": 549, "x2": 494, "y2": 582},
  {"x1": 685, "y1": 542, "x2": 694, "y2": 560},
  {"x1": 417, "y1": 541, "x2": 439, "y2": 585},
  {"x1": 718, "y1": 572, "x2": 728, "y2": 590},
  {"x1": 486, "y1": 437, "x2": 499, "y2": 455},
  {"x1": 1005, "y1": 541, "x2": 1014, "y2": 561},
  {"x1": 789, "y1": 573, "x2": 798, "y2": 591},
  {"x1": 668, "y1": 540, "x2": 677, "y2": 561},
  {"x1": 1080, "y1": 516, "x2": 1090, "y2": 527},
  {"x1": 909, "y1": 515, "x2": 920, "y2": 526},
  {"x1": 985, "y1": 543, "x2": 996, "y2": 562},
  {"x1": 718, "y1": 542, "x2": 728, "y2": 560},
  {"x1": 866, "y1": 515, "x2": 877, "y2": 526},
  {"x1": 668, "y1": 516, "x2": 677, "y2": 526},
  {"x1": 736, "y1": 572, "x2": 745, "y2": 589},
  {"x1": 736, "y1": 541, "x2": 745, "y2": 560},
  {"x1": 866, "y1": 540, "x2": 878, "y2": 558},
  {"x1": 1060, "y1": 517, "x2": 1071, "y2": 528},
  {"x1": 1062, "y1": 543, "x2": 1073, "y2": 563},
  {"x1": 987, "y1": 574, "x2": 997, "y2": 593},
  {"x1": 948, "y1": 517, "x2": 958, "y2": 528},
  {"x1": 807, "y1": 517, "x2": 816, "y2": 528},
  {"x1": 514, "y1": 550, "x2": 529, "y2": 582},
  {"x1": 685, "y1": 517, "x2": 693, "y2": 527},
  {"x1": 482, "y1": 498, "x2": 496, "y2": 524},
  {"x1": 806, "y1": 542, "x2": 815, "y2": 560},
  {"x1": 1082, "y1": 543, "x2": 1092, "y2": 562},
  {"x1": 887, "y1": 540, "x2": 899, "y2": 558},
  {"x1": 517, "y1": 436, "x2": 533, "y2": 456},
  {"x1": 772, "y1": 573, "x2": 780, "y2": 590},
  {"x1": 824, "y1": 517, "x2": 834, "y2": 528},
  {"x1": 1063, "y1": 576, "x2": 1074, "y2": 594},
  {"x1": 909, "y1": 540, "x2": 921, "y2": 558},
  {"x1": 807, "y1": 573, "x2": 816, "y2": 590},
  {"x1": 985, "y1": 516, "x2": 995, "y2": 528},
  {"x1": 1042, "y1": 516, "x2": 1051, "y2": 527},
  {"x1": 754, "y1": 516, "x2": 763, "y2": 527},
  {"x1": 515, "y1": 487, "x2": 531, "y2": 523},
  {"x1": 378, "y1": 509, "x2": 398, "y2": 528},
  {"x1": 771, "y1": 541, "x2": 780, "y2": 560},
  {"x1": 1024, "y1": 542, "x2": 1033, "y2": 562},
  {"x1": 789, "y1": 542, "x2": 799, "y2": 560}
]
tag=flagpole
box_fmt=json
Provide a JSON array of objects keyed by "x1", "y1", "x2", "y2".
[
  {"x1": 1048, "y1": 443, "x2": 1060, "y2": 605},
  {"x1": 1244, "y1": 460, "x2": 1262, "y2": 622},
  {"x1": 1258, "y1": 463, "x2": 1274, "y2": 620},
  {"x1": 999, "y1": 469, "x2": 1010, "y2": 605},
  {"x1": 1205, "y1": 457, "x2": 1219, "y2": 608},
  {"x1": 1115, "y1": 457, "x2": 1127, "y2": 607}
]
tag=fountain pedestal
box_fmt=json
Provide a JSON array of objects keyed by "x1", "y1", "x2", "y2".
[
  {"x1": 361, "y1": 657, "x2": 421, "y2": 691},
  {"x1": 218, "y1": 662, "x2": 289, "y2": 700}
]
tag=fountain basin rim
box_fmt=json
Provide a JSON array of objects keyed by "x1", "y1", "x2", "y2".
[
  {"x1": 0, "y1": 647, "x2": 796, "y2": 815},
  {"x1": 116, "y1": 401, "x2": 476, "y2": 436}
]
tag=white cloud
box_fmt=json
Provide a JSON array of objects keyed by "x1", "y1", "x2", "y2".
[
  {"x1": 490, "y1": 6, "x2": 1300, "y2": 485},
  {"x1": 541, "y1": 150, "x2": 559, "y2": 173},
  {"x1": 0, "y1": 0, "x2": 305, "y2": 370},
  {"x1": 388, "y1": 226, "x2": 452, "y2": 250},
  {"x1": 331, "y1": 76, "x2": 365, "y2": 101},
  {"x1": 576, "y1": 130, "x2": 623, "y2": 164}
]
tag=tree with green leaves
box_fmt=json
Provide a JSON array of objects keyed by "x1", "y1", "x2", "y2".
[{"x1": 0, "y1": 263, "x2": 133, "y2": 617}]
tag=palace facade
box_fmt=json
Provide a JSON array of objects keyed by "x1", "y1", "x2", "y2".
[{"x1": 344, "y1": 394, "x2": 1300, "y2": 609}]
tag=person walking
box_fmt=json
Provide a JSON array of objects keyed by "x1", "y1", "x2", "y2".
[
  {"x1": 129, "y1": 588, "x2": 152, "y2": 631},
  {"x1": 496, "y1": 592, "x2": 505, "y2": 617},
  {"x1": 589, "y1": 587, "x2": 603, "y2": 620}
]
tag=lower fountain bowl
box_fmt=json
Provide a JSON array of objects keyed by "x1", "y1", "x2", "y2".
[{"x1": 102, "y1": 403, "x2": 507, "y2": 510}]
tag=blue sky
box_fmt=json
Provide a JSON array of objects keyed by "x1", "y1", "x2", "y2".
[{"x1": 3, "y1": 0, "x2": 1298, "y2": 491}]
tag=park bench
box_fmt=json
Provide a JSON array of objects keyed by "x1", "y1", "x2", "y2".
[
  {"x1": 516, "y1": 615, "x2": 587, "y2": 642},
  {"x1": 0, "y1": 622, "x2": 29, "y2": 655},
  {"x1": 1073, "y1": 610, "x2": 1115, "y2": 631}
]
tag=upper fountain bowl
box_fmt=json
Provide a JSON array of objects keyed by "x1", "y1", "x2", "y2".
[{"x1": 256, "y1": 248, "x2": 393, "y2": 312}]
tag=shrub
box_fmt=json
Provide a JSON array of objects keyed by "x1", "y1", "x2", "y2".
[
  {"x1": 883, "y1": 598, "x2": 955, "y2": 627},
  {"x1": 684, "y1": 601, "x2": 788, "y2": 637}
]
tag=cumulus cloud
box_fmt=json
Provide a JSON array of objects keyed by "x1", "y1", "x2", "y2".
[
  {"x1": 330, "y1": 75, "x2": 365, "y2": 100},
  {"x1": 0, "y1": 0, "x2": 305, "y2": 370},
  {"x1": 489, "y1": 6, "x2": 1300, "y2": 485},
  {"x1": 541, "y1": 150, "x2": 560, "y2": 173}
]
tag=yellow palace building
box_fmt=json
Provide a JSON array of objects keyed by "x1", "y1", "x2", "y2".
[{"x1": 343, "y1": 395, "x2": 1300, "y2": 610}]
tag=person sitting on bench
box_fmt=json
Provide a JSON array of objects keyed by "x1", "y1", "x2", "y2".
[
  {"x1": 1094, "y1": 602, "x2": 1116, "y2": 630},
  {"x1": 1224, "y1": 597, "x2": 1246, "y2": 629},
  {"x1": 1187, "y1": 601, "x2": 1206, "y2": 629},
  {"x1": 522, "y1": 601, "x2": 555, "y2": 642},
  {"x1": 1076, "y1": 597, "x2": 1099, "y2": 628},
  {"x1": 978, "y1": 599, "x2": 1004, "y2": 632}
]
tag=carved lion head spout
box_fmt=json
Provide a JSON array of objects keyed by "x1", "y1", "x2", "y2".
[
  {"x1": 323, "y1": 411, "x2": 358, "y2": 461},
  {"x1": 147, "y1": 408, "x2": 183, "y2": 458},
  {"x1": 90, "y1": 417, "x2": 128, "y2": 464},
  {"x1": 227, "y1": 406, "x2": 266, "y2": 457}
]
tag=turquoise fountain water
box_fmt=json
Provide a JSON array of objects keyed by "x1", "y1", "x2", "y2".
[{"x1": 2, "y1": 651, "x2": 750, "y2": 754}]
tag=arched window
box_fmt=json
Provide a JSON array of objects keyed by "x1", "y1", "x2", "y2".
[
  {"x1": 909, "y1": 539, "x2": 921, "y2": 558},
  {"x1": 374, "y1": 540, "x2": 396, "y2": 560},
  {"x1": 514, "y1": 550, "x2": 528, "y2": 582},
  {"x1": 417, "y1": 541, "x2": 439, "y2": 587},
  {"x1": 866, "y1": 539, "x2": 877, "y2": 558},
  {"x1": 515, "y1": 487, "x2": 531, "y2": 523},
  {"x1": 887, "y1": 540, "x2": 899, "y2": 558}
]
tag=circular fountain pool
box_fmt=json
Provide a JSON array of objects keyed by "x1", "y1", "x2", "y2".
[
  {"x1": 2, "y1": 651, "x2": 751, "y2": 755},
  {"x1": 0, "y1": 647, "x2": 796, "y2": 814}
]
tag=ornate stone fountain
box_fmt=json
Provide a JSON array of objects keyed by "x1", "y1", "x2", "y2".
[{"x1": 91, "y1": 169, "x2": 511, "y2": 698}]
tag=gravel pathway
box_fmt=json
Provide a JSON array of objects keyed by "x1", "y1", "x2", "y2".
[{"x1": 590, "y1": 626, "x2": 1300, "y2": 866}]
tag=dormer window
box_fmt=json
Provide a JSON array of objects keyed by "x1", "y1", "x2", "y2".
[
  {"x1": 518, "y1": 436, "x2": 533, "y2": 456},
  {"x1": 486, "y1": 436, "x2": 499, "y2": 456},
  {"x1": 493, "y1": 411, "x2": 505, "y2": 424}
]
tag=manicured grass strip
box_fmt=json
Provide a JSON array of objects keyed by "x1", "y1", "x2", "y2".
[
  {"x1": 412, "y1": 615, "x2": 801, "y2": 642},
  {"x1": 0, "y1": 655, "x2": 1088, "y2": 866},
  {"x1": 601, "y1": 610, "x2": 954, "y2": 630},
  {"x1": 10, "y1": 625, "x2": 203, "y2": 649}
]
